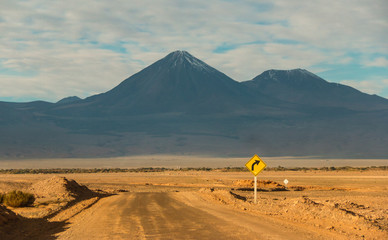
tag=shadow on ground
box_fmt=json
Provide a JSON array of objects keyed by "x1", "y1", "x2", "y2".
[{"x1": 1, "y1": 192, "x2": 113, "y2": 239}]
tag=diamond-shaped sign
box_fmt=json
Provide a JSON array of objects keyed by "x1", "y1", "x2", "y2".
[
  {"x1": 245, "y1": 154, "x2": 267, "y2": 176},
  {"x1": 284, "y1": 179, "x2": 289, "y2": 185}
]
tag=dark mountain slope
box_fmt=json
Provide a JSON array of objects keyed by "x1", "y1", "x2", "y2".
[
  {"x1": 243, "y1": 69, "x2": 388, "y2": 111},
  {"x1": 0, "y1": 101, "x2": 53, "y2": 123}
]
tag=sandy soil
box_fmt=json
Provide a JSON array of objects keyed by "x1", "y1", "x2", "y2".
[{"x1": 0, "y1": 170, "x2": 387, "y2": 239}]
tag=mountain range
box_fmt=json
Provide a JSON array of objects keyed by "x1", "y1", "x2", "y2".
[{"x1": 1, "y1": 50, "x2": 388, "y2": 159}]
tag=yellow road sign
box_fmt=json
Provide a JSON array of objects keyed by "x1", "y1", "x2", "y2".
[{"x1": 245, "y1": 154, "x2": 267, "y2": 176}]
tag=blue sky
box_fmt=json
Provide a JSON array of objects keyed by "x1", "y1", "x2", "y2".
[{"x1": 0, "y1": 0, "x2": 387, "y2": 102}]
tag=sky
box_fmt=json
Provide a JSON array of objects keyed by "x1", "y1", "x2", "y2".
[{"x1": 0, "y1": 0, "x2": 387, "y2": 102}]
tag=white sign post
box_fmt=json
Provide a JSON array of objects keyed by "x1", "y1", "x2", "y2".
[{"x1": 254, "y1": 176, "x2": 257, "y2": 204}]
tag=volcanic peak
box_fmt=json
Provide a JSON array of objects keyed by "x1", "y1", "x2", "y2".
[
  {"x1": 254, "y1": 68, "x2": 327, "y2": 86},
  {"x1": 163, "y1": 50, "x2": 214, "y2": 72},
  {"x1": 263, "y1": 68, "x2": 318, "y2": 78}
]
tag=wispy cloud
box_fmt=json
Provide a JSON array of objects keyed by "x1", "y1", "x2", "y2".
[
  {"x1": 0, "y1": 0, "x2": 387, "y2": 101},
  {"x1": 365, "y1": 57, "x2": 388, "y2": 67}
]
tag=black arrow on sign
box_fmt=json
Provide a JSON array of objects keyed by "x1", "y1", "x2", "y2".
[{"x1": 252, "y1": 160, "x2": 260, "y2": 171}]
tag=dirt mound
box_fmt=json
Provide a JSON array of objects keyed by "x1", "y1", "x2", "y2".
[
  {"x1": 233, "y1": 180, "x2": 285, "y2": 189},
  {"x1": 199, "y1": 189, "x2": 240, "y2": 205},
  {"x1": 29, "y1": 176, "x2": 94, "y2": 201},
  {"x1": 200, "y1": 188, "x2": 387, "y2": 240}
]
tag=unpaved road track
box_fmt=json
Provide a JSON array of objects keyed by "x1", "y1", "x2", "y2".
[{"x1": 57, "y1": 192, "x2": 323, "y2": 240}]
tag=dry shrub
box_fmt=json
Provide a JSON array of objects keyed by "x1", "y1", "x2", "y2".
[
  {"x1": 3, "y1": 191, "x2": 35, "y2": 207},
  {"x1": 291, "y1": 186, "x2": 305, "y2": 191},
  {"x1": 0, "y1": 193, "x2": 3, "y2": 203}
]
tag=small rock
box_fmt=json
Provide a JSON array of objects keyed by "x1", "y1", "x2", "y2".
[{"x1": 327, "y1": 226, "x2": 335, "y2": 230}]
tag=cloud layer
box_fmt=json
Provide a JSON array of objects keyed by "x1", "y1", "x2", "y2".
[{"x1": 1, "y1": 0, "x2": 387, "y2": 101}]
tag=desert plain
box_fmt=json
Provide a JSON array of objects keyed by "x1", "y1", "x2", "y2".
[{"x1": 0, "y1": 157, "x2": 387, "y2": 240}]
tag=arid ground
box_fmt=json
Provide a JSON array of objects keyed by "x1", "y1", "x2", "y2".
[{"x1": 0, "y1": 160, "x2": 387, "y2": 239}]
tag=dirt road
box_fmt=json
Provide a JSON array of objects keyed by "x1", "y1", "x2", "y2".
[{"x1": 56, "y1": 192, "x2": 322, "y2": 240}]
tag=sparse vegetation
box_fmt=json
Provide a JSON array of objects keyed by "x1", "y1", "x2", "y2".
[
  {"x1": 2, "y1": 190, "x2": 35, "y2": 207},
  {"x1": 266, "y1": 165, "x2": 388, "y2": 172},
  {"x1": 0, "y1": 166, "x2": 386, "y2": 174}
]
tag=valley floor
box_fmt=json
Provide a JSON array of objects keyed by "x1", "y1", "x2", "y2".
[{"x1": 0, "y1": 169, "x2": 387, "y2": 239}]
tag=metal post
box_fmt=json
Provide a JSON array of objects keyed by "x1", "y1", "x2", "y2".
[{"x1": 254, "y1": 176, "x2": 257, "y2": 204}]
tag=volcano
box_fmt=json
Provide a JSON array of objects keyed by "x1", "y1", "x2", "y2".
[
  {"x1": 243, "y1": 69, "x2": 388, "y2": 111},
  {"x1": 51, "y1": 51, "x2": 264, "y2": 116}
]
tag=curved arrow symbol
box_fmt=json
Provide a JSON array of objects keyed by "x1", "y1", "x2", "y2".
[{"x1": 251, "y1": 160, "x2": 260, "y2": 171}]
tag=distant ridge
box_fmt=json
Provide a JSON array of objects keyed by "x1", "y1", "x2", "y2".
[{"x1": 57, "y1": 96, "x2": 81, "y2": 104}]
